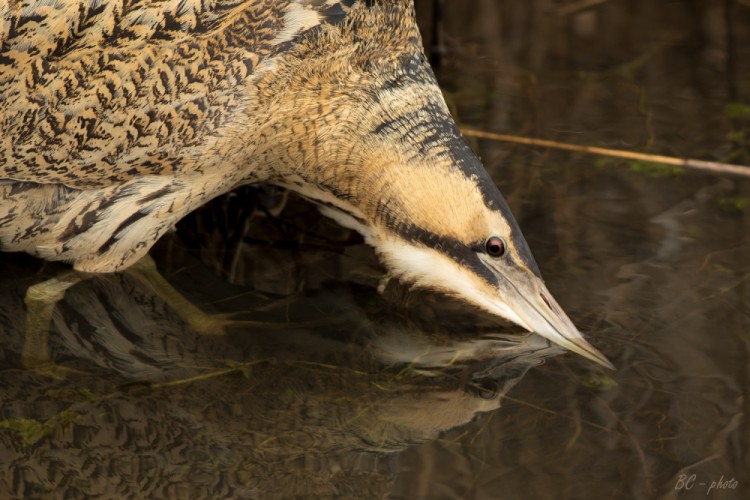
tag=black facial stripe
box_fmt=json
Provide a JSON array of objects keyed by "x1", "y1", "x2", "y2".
[
  {"x1": 391, "y1": 221, "x2": 497, "y2": 287},
  {"x1": 374, "y1": 117, "x2": 540, "y2": 277},
  {"x1": 367, "y1": 50, "x2": 542, "y2": 277}
]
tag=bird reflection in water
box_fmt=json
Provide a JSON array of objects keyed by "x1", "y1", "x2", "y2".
[{"x1": 0, "y1": 249, "x2": 563, "y2": 498}]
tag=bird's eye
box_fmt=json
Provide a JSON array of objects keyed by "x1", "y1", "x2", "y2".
[
  {"x1": 485, "y1": 236, "x2": 506, "y2": 257},
  {"x1": 466, "y1": 380, "x2": 499, "y2": 399}
]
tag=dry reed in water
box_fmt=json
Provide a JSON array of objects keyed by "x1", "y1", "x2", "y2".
[{"x1": 461, "y1": 129, "x2": 750, "y2": 178}]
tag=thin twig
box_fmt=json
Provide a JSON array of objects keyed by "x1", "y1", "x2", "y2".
[
  {"x1": 557, "y1": 0, "x2": 609, "y2": 17},
  {"x1": 461, "y1": 129, "x2": 750, "y2": 178}
]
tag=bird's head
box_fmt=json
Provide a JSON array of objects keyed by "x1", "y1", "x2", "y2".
[
  {"x1": 249, "y1": 0, "x2": 611, "y2": 368},
  {"x1": 315, "y1": 140, "x2": 613, "y2": 369}
]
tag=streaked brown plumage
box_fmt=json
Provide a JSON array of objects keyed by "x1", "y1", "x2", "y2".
[
  {"x1": 2, "y1": 0, "x2": 363, "y2": 270},
  {"x1": 0, "y1": 0, "x2": 612, "y2": 366}
]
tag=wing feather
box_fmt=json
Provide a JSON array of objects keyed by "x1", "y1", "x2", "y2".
[{"x1": 0, "y1": 0, "x2": 360, "y2": 188}]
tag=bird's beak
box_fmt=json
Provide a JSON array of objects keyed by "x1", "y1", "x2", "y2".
[
  {"x1": 372, "y1": 237, "x2": 613, "y2": 368},
  {"x1": 478, "y1": 256, "x2": 613, "y2": 369},
  {"x1": 508, "y1": 280, "x2": 613, "y2": 369}
]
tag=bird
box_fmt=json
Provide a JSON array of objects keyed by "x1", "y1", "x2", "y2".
[{"x1": 0, "y1": 0, "x2": 612, "y2": 368}]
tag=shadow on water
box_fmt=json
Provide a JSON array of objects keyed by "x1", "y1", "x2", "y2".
[{"x1": 1, "y1": 0, "x2": 750, "y2": 498}]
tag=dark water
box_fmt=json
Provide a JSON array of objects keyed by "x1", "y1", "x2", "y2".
[{"x1": 1, "y1": 1, "x2": 749, "y2": 498}]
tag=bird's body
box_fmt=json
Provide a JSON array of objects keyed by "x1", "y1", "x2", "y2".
[
  {"x1": 1, "y1": 0, "x2": 366, "y2": 270},
  {"x1": 0, "y1": 0, "x2": 612, "y2": 367}
]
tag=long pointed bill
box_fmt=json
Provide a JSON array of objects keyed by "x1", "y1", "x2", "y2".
[
  {"x1": 507, "y1": 281, "x2": 614, "y2": 369},
  {"x1": 373, "y1": 239, "x2": 613, "y2": 368},
  {"x1": 474, "y1": 254, "x2": 613, "y2": 368}
]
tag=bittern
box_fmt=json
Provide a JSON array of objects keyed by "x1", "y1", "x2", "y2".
[{"x1": 0, "y1": 0, "x2": 612, "y2": 368}]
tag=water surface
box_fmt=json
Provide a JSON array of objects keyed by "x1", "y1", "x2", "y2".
[{"x1": 1, "y1": 1, "x2": 748, "y2": 498}]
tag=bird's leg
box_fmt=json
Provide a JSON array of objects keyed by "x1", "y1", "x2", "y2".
[
  {"x1": 22, "y1": 271, "x2": 90, "y2": 378},
  {"x1": 126, "y1": 254, "x2": 348, "y2": 335},
  {"x1": 125, "y1": 254, "x2": 239, "y2": 336}
]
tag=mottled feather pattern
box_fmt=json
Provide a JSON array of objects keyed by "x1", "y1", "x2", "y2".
[
  {"x1": 0, "y1": 0, "x2": 499, "y2": 277},
  {"x1": 1, "y1": 0, "x2": 291, "y2": 188},
  {"x1": 0, "y1": 0, "x2": 373, "y2": 270}
]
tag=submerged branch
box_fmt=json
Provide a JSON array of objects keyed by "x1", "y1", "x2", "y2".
[{"x1": 461, "y1": 129, "x2": 750, "y2": 178}]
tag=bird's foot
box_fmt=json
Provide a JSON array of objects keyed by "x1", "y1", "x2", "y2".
[{"x1": 183, "y1": 311, "x2": 244, "y2": 336}]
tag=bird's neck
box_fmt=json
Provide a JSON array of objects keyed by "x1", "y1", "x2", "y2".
[
  {"x1": 220, "y1": 5, "x2": 495, "y2": 246},
  {"x1": 234, "y1": 59, "x2": 483, "y2": 234}
]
